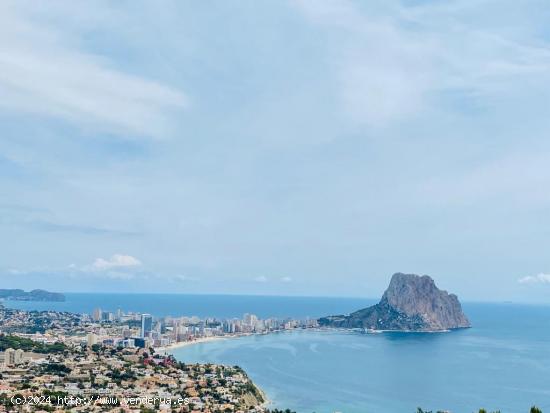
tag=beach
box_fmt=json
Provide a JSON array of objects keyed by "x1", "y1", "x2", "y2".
[
  {"x1": 154, "y1": 333, "x2": 264, "y2": 353},
  {"x1": 155, "y1": 336, "x2": 229, "y2": 353}
]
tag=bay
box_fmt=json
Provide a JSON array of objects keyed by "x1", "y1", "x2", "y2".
[
  {"x1": 4, "y1": 294, "x2": 550, "y2": 412},
  {"x1": 170, "y1": 303, "x2": 550, "y2": 413}
]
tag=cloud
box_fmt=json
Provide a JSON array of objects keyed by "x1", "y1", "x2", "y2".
[
  {"x1": 27, "y1": 220, "x2": 141, "y2": 237},
  {"x1": 518, "y1": 273, "x2": 550, "y2": 285},
  {"x1": 293, "y1": 0, "x2": 550, "y2": 126},
  {"x1": 2, "y1": 262, "x2": 206, "y2": 289},
  {"x1": 294, "y1": 0, "x2": 430, "y2": 125},
  {"x1": 92, "y1": 254, "x2": 142, "y2": 271},
  {"x1": 254, "y1": 275, "x2": 292, "y2": 283},
  {"x1": 7, "y1": 269, "x2": 24, "y2": 275},
  {"x1": 0, "y1": 2, "x2": 186, "y2": 139},
  {"x1": 5, "y1": 261, "x2": 194, "y2": 285},
  {"x1": 417, "y1": 151, "x2": 550, "y2": 208}
]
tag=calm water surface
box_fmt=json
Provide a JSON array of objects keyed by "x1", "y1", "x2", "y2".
[
  {"x1": 5, "y1": 295, "x2": 550, "y2": 412},
  {"x1": 170, "y1": 303, "x2": 550, "y2": 413},
  {"x1": 2, "y1": 293, "x2": 371, "y2": 319}
]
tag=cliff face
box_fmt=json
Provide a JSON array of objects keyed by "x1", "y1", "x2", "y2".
[{"x1": 319, "y1": 273, "x2": 470, "y2": 331}]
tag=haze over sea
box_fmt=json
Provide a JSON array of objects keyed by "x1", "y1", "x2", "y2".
[{"x1": 6, "y1": 294, "x2": 550, "y2": 413}]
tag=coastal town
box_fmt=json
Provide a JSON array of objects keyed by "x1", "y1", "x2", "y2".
[{"x1": 0, "y1": 303, "x2": 312, "y2": 412}]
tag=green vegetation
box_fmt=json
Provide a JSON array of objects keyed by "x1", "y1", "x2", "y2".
[
  {"x1": 41, "y1": 363, "x2": 71, "y2": 375},
  {"x1": 0, "y1": 334, "x2": 66, "y2": 353},
  {"x1": 243, "y1": 381, "x2": 264, "y2": 402}
]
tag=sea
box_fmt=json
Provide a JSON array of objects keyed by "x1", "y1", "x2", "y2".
[{"x1": 4, "y1": 293, "x2": 550, "y2": 413}]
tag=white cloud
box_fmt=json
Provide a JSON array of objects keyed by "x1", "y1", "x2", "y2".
[
  {"x1": 280, "y1": 276, "x2": 293, "y2": 283},
  {"x1": 92, "y1": 254, "x2": 141, "y2": 271},
  {"x1": 0, "y1": 2, "x2": 186, "y2": 139},
  {"x1": 418, "y1": 152, "x2": 550, "y2": 208},
  {"x1": 293, "y1": 0, "x2": 550, "y2": 126},
  {"x1": 7, "y1": 269, "x2": 24, "y2": 275},
  {"x1": 254, "y1": 276, "x2": 268, "y2": 283},
  {"x1": 518, "y1": 273, "x2": 550, "y2": 285},
  {"x1": 294, "y1": 0, "x2": 430, "y2": 125}
]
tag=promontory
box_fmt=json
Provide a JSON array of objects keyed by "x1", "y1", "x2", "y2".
[
  {"x1": 319, "y1": 272, "x2": 470, "y2": 331},
  {"x1": 0, "y1": 289, "x2": 65, "y2": 302}
]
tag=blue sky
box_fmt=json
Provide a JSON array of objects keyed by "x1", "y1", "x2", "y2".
[{"x1": 2, "y1": 0, "x2": 550, "y2": 302}]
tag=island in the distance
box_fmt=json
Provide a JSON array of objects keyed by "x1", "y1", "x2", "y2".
[
  {"x1": 319, "y1": 272, "x2": 471, "y2": 331},
  {"x1": 0, "y1": 289, "x2": 65, "y2": 302}
]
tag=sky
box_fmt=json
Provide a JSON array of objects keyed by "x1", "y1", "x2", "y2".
[{"x1": 2, "y1": 0, "x2": 550, "y2": 302}]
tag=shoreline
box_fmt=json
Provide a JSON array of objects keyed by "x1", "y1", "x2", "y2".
[
  {"x1": 155, "y1": 325, "x2": 459, "y2": 354},
  {"x1": 155, "y1": 333, "x2": 256, "y2": 353},
  {"x1": 155, "y1": 329, "x2": 307, "y2": 353},
  {"x1": 156, "y1": 334, "x2": 274, "y2": 410},
  {"x1": 155, "y1": 335, "x2": 229, "y2": 353}
]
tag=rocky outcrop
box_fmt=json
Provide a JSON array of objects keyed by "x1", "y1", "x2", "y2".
[{"x1": 319, "y1": 273, "x2": 470, "y2": 331}]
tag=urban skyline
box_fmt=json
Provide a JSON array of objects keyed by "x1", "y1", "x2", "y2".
[{"x1": 66, "y1": 305, "x2": 319, "y2": 351}]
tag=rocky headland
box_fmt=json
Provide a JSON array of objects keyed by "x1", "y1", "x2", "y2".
[
  {"x1": 319, "y1": 272, "x2": 470, "y2": 331},
  {"x1": 0, "y1": 289, "x2": 65, "y2": 302}
]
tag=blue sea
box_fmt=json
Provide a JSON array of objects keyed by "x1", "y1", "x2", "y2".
[
  {"x1": 2, "y1": 293, "x2": 370, "y2": 319},
  {"x1": 4, "y1": 294, "x2": 550, "y2": 413}
]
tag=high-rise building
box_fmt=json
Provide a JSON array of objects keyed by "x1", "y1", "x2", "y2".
[
  {"x1": 244, "y1": 313, "x2": 258, "y2": 326},
  {"x1": 141, "y1": 314, "x2": 153, "y2": 338},
  {"x1": 92, "y1": 308, "x2": 102, "y2": 322},
  {"x1": 2, "y1": 348, "x2": 24, "y2": 367},
  {"x1": 101, "y1": 312, "x2": 114, "y2": 322}
]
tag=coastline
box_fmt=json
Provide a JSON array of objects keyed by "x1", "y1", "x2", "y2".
[
  {"x1": 157, "y1": 334, "x2": 274, "y2": 410},
  {"x1": 155, "y1": 329, "x2": 305, "y2": 353},
  {"x1": 155, "y1": 326, "x2": 460, "y2": 356},
  {"x1": 154, "y1": 332, "x2": 266, "y2": 353},
  {"x1": 155, "y1": 335, "x2": 231, "y2": 353}
]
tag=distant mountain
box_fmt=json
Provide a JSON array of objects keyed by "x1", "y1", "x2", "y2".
[
  {"x1": 319, "y1": 273, "x2": 470, "y2": 331},
  {"x1": 0, "y1": 289, "x2": 65, "y2": 302}
]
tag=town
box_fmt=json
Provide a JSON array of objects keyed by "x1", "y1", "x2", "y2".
[
  {"x1": 86, "y1": 307, "x2": 319, "y2": 350},
  {"x1": 0, "y1": 304, "x2": 310, "y2": 412}
]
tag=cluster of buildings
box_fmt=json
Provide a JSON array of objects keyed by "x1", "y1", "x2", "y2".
[
  {"x1": 0, "y1": 341, "x2": 268, "y2": 412},
  {"x1": 0, "y1": 305, "x2": 81, "y2": 335},
  {"x1": 0, "y1": 303, "x2": 318, "y2": 353},
  {"x1": 86, "y1": 307, "x2": 318, "y2": 350},
  {"x1": 0, "y1": 303, "x2": 309, "y2": 412}
]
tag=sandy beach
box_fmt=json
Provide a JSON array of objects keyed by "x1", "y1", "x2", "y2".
[
  {"x1": 156, "y1": 330, "x2": 306, "y2": 354},
  {"x1": 155, "y1": 334, "x2": 244, "y2": 353}
]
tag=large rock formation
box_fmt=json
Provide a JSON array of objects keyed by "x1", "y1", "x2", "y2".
[{"x1": 319, "y1": 273, "x2": 470, "y2": 331}]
